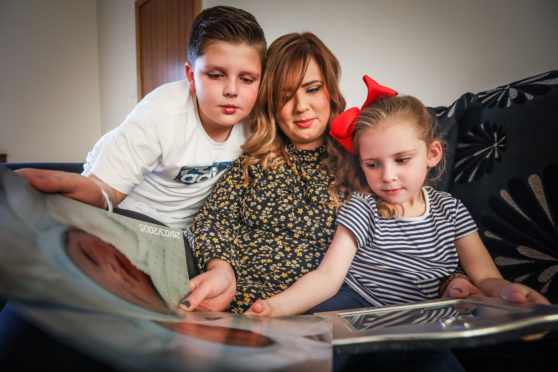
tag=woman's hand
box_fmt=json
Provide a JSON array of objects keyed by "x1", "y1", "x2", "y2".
[{"x1": 179, "y1": 259, "x2": 236, "y2": 312}]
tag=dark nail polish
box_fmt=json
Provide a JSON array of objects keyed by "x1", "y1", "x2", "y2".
[{"x1": 182, "y1": 300, "x2": 191, "y2": 308}]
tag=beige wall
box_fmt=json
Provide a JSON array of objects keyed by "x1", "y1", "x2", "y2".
[
  {"x1": 0, "y1": 0, "x2": 103, "y2": 162},
  {"x1": 207, "y1": 0, "x2": 558, "y2": 108},
  {"x1": 97, "y1": 0, "x2": 137, "y2": 135},
  {"x1": 0, "y1": 0, "x2": 136, "y2": 163},
  {"x1": 1, "y1": 0, "x2": 557, "y2": 162}
]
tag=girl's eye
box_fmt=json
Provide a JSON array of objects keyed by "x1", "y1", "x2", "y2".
[
  {"x1": 396, "y1": 157, "x2": 410, "y2": 164},
  {"x1": 365, "y1": 163, "x2": 377, "y2": 169}
]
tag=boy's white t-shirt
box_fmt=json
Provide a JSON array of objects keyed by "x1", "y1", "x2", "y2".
[{"x1": 83, "y1": 80, "x2": 248, "y2": 229}]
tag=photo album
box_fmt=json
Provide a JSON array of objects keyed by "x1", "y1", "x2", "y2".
[
  {"x1": 0, "y1": 165, "x2": 332, "y2": 371},
  {"x1": 1, "y1": 165, "x2": 558, "y2": 371}
]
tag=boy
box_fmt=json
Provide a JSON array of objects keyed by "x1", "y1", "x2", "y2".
[{"x1": 20, "y1": 5, "x2": 266, "y2": 230}]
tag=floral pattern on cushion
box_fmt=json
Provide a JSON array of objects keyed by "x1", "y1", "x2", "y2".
[{"x1": 481, "y1": 164, "x2": 558, "y2": 303}]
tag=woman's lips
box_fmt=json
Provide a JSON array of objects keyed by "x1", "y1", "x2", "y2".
[{"x1": 295, "y1": 118, "x2": 314, "y2": 128}]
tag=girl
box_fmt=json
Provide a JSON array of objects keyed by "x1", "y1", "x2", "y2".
[{"x1": 247, "y1": 75, "x2": 548, "y2": 317}]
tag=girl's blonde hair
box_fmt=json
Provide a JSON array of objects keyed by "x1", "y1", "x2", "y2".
[
  {"x1": 240, "y1": 32, "x2": 346, "y2": 182},
  {"x1": 333, "y1": 95, "x2": 446, "y2": 218}
]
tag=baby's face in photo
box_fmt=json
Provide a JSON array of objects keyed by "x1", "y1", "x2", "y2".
[
  {"x1": 64, "y1": 229, "x2": 173, "y2": 314},
  {"x1": 158, "y1": 319, "x2": 274, "y2": 348}
]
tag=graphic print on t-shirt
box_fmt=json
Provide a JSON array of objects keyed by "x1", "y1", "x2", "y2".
[{"x1": 174, "y1": 162, "x2": 231, "y2": 184}]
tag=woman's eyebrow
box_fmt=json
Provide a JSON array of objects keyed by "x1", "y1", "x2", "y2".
[{"x1": 301, "y1": 80, "x2": 322, "y2": 88}]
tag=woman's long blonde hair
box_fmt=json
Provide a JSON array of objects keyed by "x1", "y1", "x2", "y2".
[
  {"x1": 333, "y1": 95, "x2": 446, "y2": 218},
  {"x1": 241, "y1": 32, "x2": 346, "y2": 182}
]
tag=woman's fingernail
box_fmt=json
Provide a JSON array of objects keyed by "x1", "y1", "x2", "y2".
[{"x1": 182, "y1": 300, "x2": 191, "y2": 308}]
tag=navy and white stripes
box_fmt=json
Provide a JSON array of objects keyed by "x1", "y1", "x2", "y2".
[{"x1": 337, "y1": 186, "x2": 477, "y2": 307}]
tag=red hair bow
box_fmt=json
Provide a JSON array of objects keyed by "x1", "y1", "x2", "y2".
[{"x1": 330, "y1": 75, "x2": 397, "y2": 154}]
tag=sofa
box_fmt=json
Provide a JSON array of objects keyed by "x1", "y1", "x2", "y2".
[{"x1": 2, "y1": 70, "x2": 558, "y2": 370}]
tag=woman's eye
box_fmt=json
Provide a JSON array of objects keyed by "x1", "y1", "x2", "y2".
[{"x1": 307, "y1": 86, "x2": 321, "y2": 94}]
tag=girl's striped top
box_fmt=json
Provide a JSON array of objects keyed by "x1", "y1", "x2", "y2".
[{"x1": 337, "y1": 186, "x2": 477, "y2": 307}]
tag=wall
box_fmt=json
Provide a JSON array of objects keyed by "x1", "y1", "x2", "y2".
[
  {"x1": 97, "y1": 0, "x2": 137, "y2": 134},
  {"x1": 0, "y1": 0, "x2": 103, "y2": 162},
  {"x1": 1, "y1": 0, "x2": 557, "y2": 162},
  {"x1": 205, "y1": 0, "x2": 558, "y2": 108}
]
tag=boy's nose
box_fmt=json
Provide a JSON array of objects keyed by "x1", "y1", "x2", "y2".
[{"x1": 224, "y1": 79, "x2": 238, "y2": 97}]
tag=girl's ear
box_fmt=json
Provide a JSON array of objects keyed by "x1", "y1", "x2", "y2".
[
  {"x1": 185, "y1": 62, "x2": 196, "y2": 93},
  {"x1": 426, "y1": 140, "x2": 443, "y2": 168}
]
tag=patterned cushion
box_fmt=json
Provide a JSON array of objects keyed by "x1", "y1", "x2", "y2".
[
  {"x1": 428, "y1": 93, "x2": 475, "y2": 191},
  {"x1": 448, "y1": 70, "x2": 558, "y2": 303}
]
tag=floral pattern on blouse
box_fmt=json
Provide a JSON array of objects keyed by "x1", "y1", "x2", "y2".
[{"x1": 191, "y1": 144, "x2": 340, "y2": 313}]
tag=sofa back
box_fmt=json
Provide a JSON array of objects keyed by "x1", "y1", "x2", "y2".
[{"x1": 441, "y1": 70, "x2": 558, "y2": 303}]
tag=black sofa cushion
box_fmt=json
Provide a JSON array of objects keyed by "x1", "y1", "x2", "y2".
[
  {"x1": 449, "y1": 70, "x2": 558, "y2": 303},
  {"x1": 4, "y1": 162, "x2": 84, "y2": 174}
]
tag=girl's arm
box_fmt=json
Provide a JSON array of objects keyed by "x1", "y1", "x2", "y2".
[
  {"x1": 246, "y1": 225, "x2": 358, "y2": 317},
  {"x1": 455, "y1": 232, "x2": 549, "y2": 304}
]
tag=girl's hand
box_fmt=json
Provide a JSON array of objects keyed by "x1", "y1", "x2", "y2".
[
  {"x1": 499, "y1": 283, "x2": 550, "y2": 305},
  {"x1": 442, "y1": 276, "x2": 486, "y2": 299},
  {"x1": 245, "y1": 299, "x2": 276, "y2": 317}
]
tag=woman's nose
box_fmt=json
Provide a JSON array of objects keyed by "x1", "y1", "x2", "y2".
[{"x1": 294, "y1": 92, "x2": 309, "y2": 113}]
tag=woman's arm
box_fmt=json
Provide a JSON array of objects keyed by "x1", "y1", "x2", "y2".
[
  {"x1": 456, "y1": 232, "x2": 549, "y2": 304},
  {"x1": 246, "y1": 225, "x2": 358, "y2": 317},
  {"x1": 183, "y1": 158, "x2": 249, "y2": 311}
]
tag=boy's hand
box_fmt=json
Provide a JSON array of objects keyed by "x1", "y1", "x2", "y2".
[
  {"x1": 245, "y1": 299, "x2": 276, "y2": 317},
  {"x1": 180, "y1": 259, "x2": 236, "y2": 312},
  {"x1": 16, "y1": 169, "x2": 105, "y2": 208}
]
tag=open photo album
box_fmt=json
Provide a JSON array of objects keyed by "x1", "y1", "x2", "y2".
[
  {"x1": 0, "y1": 165, "x2": 332, "y2": 371},
  {"x1": 1, "y1": 165, "x2": 558, "y2": 370}
]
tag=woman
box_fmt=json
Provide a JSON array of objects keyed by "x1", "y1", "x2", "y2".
[{"x1": 182, "y1": 32, "x2": 348, "y2": 313}]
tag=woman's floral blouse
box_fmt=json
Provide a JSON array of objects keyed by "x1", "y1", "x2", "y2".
[{"x1": 191, "y1": 144, "x2": 340, "y2": 313}]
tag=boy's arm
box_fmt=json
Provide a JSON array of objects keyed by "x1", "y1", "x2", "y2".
[
  {"x1": 246, "y1": 225, "x2": 358, "y2": 317},
  {"x1": 17, "y1": 169, "x2": 127, "y2": 210},
  {"x1": 455, "y1": 232, "x2": 549, "y2": 305}
]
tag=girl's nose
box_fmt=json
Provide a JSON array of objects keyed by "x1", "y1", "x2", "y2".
[{"x1": 382, "y1": 164, "x2": 397, "y2": 181}]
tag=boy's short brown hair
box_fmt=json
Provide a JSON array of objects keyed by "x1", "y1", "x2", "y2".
[{"x1": 187, "y1": 6, "x2": 267, "y2": 69}]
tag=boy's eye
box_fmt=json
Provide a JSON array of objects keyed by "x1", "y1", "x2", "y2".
[
  {"x1": 207, "y1": 73, "x2": 223, "y2": 79},
  {"x1": 240, "y1": 76, "x2": 255, "y2": 84},
  {"x1": 396, "y1": 157, "x2": 410, "y2": 164}
]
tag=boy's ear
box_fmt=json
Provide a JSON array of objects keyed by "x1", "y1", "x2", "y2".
[
  {"x1": 185, "y1": 62, "x2": 196, "y2": 92},
  {"x1": 427, "y1": 140, "x2": 443, "y2": 168}
]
